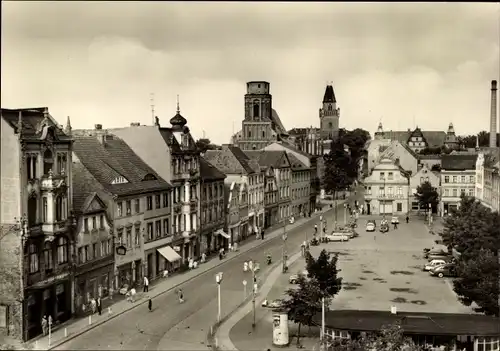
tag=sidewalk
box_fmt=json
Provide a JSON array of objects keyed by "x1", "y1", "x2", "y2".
[{"x1": 28, "y1": 204, "x2": 337, "y2": 351}]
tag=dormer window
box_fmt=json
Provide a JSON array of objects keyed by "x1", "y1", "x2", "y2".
[
  {"x1": 143, "y1": 173, "x2": 157, "y2": 181},
  {"x1": 111, "y1": 176, "x2": 128, "y2": 184}
]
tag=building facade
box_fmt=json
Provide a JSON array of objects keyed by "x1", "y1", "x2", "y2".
[
  {"x1": 232, "y1": 81, "x2": 288, "y2": 151},
  {"x1": 288, "y1": 153, "x2": 311, "y2": 217},
  {"x1": 199, "y1": 158, "x2": 226, "y2": 253},
  {"x1": 263, "y1": 167, "x2": 279, "y2": 228},
  {"x1": 0, "y1": 108, "x2": 75, "y2": 341},
  {"x1": 319, "y1": 84, "x2": 340, "y2": 141},
  {"x1": 475, "y1": 150, "x2": 500, "y2": 212},
  {"x1": 370, "y1": 139, "x2": 419, "y2": 176},
  {"x1": 245, "y1": 151, "x2": 292, "y2": 225},
  {"x1": 226, "y1": 181, "x2": 241, "y2": 245},
  {"x1": 373, "y1": 122, "x2": 452, "y2": 151},
  {"x1": 72, "y1": 180, "x2": 114, "y2": 316},
  {"x1": 409, "y1": 164, "x2": 441, "y2": 212},
  {"x1": 111, "y1": 107, "x2": 201, "y2": 262},
  {"x1": 440, "y1": 154, "x2": 477, "y2": 215},
  {"x1": 363, "y1": 158, "x2": 410, "y2": 215},
  {"x1": 72, "y1": 128, "x2": 172, "y2": 297},
  {"x1": 204, "y1": 145, "x2": 265, "y2": 232}
]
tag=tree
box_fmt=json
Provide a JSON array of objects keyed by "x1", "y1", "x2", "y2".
[
  {"x1": 195, "y1": 138, "x2": 219, "y2": 153},
  {"x1": 414, "y1": 181, "x2": 439, "y2": 211},
  {"x1": 340, "y1": 128, "x2": 371, "y2": 165},
  {"x1": 453, "y1": 248, "x2": 499, "y2": 316},
  {"x1": 328, "y1": 323, "x2": 425, "y2": 351},
  {"x1": 282, "y1": 275, "x2": 322, "y2": 345},
  {"x1": 304, "y1": 249, "x2": 342, "y2": 299},
  {"x1": 440, "y1": 196, "x2": 500, "y2": 316}
]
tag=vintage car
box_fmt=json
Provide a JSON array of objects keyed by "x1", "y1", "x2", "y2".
[{"x1": 366, "y1": 220, "x2": 376, "y2": 232}]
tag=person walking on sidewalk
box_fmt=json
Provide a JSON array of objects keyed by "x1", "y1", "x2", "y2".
[
  {"x1": 406, "y1": 215, "x2": 409, "y2": 223},
  {"x1": 41, "y1": 315, "x2": 48, "y2": 336},
  {"x1": 261, "y1": 228, "x2": 265, "y2": 240},
  {"x1": 143, "y1": 276, "x2": 149, "y2": 292},
  {"x1": 178, "y1": 289, "x2": 184, "y2": 303},
  {"x1": 97, "y1": 297, "x2": 102, "y2": 315}
]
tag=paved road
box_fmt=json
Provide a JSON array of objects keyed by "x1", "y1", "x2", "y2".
[{"x1": 54, "y1": 193, "x2": 362, "y2": 351}]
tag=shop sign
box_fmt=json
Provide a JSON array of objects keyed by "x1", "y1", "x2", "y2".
[
  {"x1": 116, "y1": 245, "x2": 127, "y2": 256},
  {"x1": 32, "y1": 272, "x2": 69, "y2": 289},
  {"x1": 0, "y1": 305, "x2": 6, "y2": 328}
]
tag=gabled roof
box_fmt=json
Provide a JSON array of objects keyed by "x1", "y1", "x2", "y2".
[
  {"x1": 72, "y1": 134, "x2": 170, "y2": 197},
  {"x1": 379, "y1": 140, "x2": 419, "y2": 161},
  {"x1": 72, "y1": 161, "x2": 107, "y2": 214},
  {"x1": 384, "y1": 130, "x2": 446, "y2": 148},
  {"x1": 441, "y1": 154, "x2": 477, "y2": 170},
  {"x1": 287, "y1": 153, "x2": 308, "y2": 170},
  {"x1": 200, "y1": 158, "x2": 226, "y2": 181},
  {"x1": 244, "y1": 150, "x2": 290, "y2": 169},
  {"x1": 287, "y1": 127, "x2": 320, "y2": 136},
  {"x1": 204, "y1": 145, "x2": 258, "y2": 175},
  {"x1": 268, "y1": 141, "x2": 311, "y2": 159},
  {"x1": 1, "y1": 107, "x2": 71, "y2": 139}
]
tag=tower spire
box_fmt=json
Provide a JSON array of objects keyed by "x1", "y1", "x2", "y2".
[
  {"x1": 65, "y1": 116, "x2": 72, "y2": 135},
  {"x1": 176, "y1": 95, "x2": 180, "y2": 114}
]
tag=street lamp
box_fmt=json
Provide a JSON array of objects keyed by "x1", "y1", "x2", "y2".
[
  {"x1": 215, "y1": 272, "x2": 223, "y2": 322},
  {"x1": 343, "y1": 203, "x2": 348, "y2": 225},
  {"x1": 282, "y1": 216, "x2": 293, "y2": 274},
  {"x1": 251, "y1": 264, "x2": 258, "y2": 328}
]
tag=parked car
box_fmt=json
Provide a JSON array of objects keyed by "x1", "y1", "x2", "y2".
[
  {"x1": 423, "y1": 259, "x2": 448, "y2": 271},
  {"x1": 289, "y1": 270, "x2": 308, "y2": 284},
  {"x1": 424, "y1": 246, "x2": 449, "y2": 259},
  {"x1": 391, "y1": 216, "x2": 399, "y2": 224},
  {"x1": 366, "y1": 221, "x2": 376, "y2": 232},
  {"x1": 325, "y1": 232, "x2": 350, "y2": 242},
  {"x1": 262, "y1": 299, "x2": 283, "y2": 308},
  {"x1": 380, "y1": 222, "x2": 389, "y2": 233},
  {"x1": 430, "y1": 263, "x2": 457, "y2": 278}
]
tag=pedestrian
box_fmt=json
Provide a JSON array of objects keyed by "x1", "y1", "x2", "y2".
[
  {"x1": 178, "y1": 289, "x2": 184, "y2": 303},
  {"x1": 148, "y1": 297, "x2": 152, "y2": 312},
  {"x1": 41, "y1": 315, "x2": 48, "y2": 336},
  {"x1": 261, "y1": 229, "x2": 265, "y2": 240},
  {"x1": 143, "y1": 275, "x2": 149, "y2": 293},
  {"x1": 393, "y1": 222, "x2": 398, "y2": 230},
  {"x1": 97, "y1": 297, "x2": 102, "y2": 315},
  {"x1": 201, "y1": 252, "x2": 206, "y2": 263},
  {"x1": 406, "y1": 215, "x2": 409, "y2": 223},
  {"x1": 90, "y1": 297, "x2": 97, "y2": 314},
  {"x1": 130, "y1": 287, "x2": 136, "y2": 303},
  {"x1": 219, "y1": 248, "x2": 223, "y2": 260}
]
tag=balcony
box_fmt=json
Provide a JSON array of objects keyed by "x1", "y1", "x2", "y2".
[
  {"x1": 173, "y1": 169, "x2": 199, "y2": 181},
  {"x1": 40, "y1": 173, "x2": 67, "y2": 191},
  {"x1": 376, "y1": 193, "x2": 406, "y2": 200}
]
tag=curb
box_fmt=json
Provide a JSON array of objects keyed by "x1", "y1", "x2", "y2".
[
  {"x1": 214, "y1": 249, "x2": 304, "y2": 351},
  {"x1": 46, "y1": 208, "x2": 336, "y2": 350}
]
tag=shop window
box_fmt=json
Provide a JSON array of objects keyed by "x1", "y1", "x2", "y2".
[
  {"x1": 476, "y1": 337, "x2": 500, "y2": 351},
  {"x1": 101, "y1": 274, "x2": 109, "y2": 297},
  {"x1": 57, "y1": 236, "x2": 68, "y2": 264}
]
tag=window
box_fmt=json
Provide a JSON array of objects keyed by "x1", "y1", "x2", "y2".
[
  {"x1": 28, "y1": 243, "x2": 39, "y2": 273},
  {"x1": 57, "y1": 236, "x2": 68, "y2": 264},
  {"x1": 155, "y1": 195, "x2": 161, "y2": 209},
  {"x1": 126, "y1": 200, "x2": 131, "y2": 215},
  {"x1": 57, "y1": 153, "x2": 67, "y2": 175},
  {"x1": 379, "y1": 172, "x2": 385, "y2": 180},
  {"x1": 118, "y1": 230, "x2": 123, "y2": 245},
  {"x1": 468, "y1": 188, "x2": 474, "y2": 196},
  {"x1": 452, "y1": 176, "x2": 457, "y2": 183},
  {"x1": 452, "y1": 188, "x2": 458, "y2": 197},
  {"x1": 43, "y1": 149, "x2": 53, "y2": 175},
  {"x1": 476, "y1": 337, "x2": 500, "y2": 351},
  {"x1": 107, "y1": 239, "x2": 112, "y2": 254},
  {"x1": 155, "y1": 220, "x2": 161, "y2": 238},
  {"x1": 469, "y1": 175, "x2": 475, "y2": 183},
  {"x1": 55, "y1": 196, "x2": 63, "y2": 221},
  {"x1": 461, "y1": 175, "x2": 466, "y2": 183},
  {"x1": 84, "y1": 218, "x2": 89, "y2": 232},
  {"x1": 99, "y1": 215, "x2": 104, "y2": 229},
  {"x1": 388, "y1": 172, "x2": 393, "y2": 180},
  {"x1": 134, "y1": 227, "x2": 140, "y2": 246},
  {"x1": 117, "y1": 202, "x2": 123, "y2": 217},
  {"x1": 396, "y1": 203, "x2": 402, "y2": 212},
  {"x1": 147, "y1": 196, "x2": 153, "y2": 210},
  {"x1": 253, "y1": 101, "x2": 260, "y2": 118},
  {"x1": 85, "y1": 246, "x2": 91, "y2": 261},
  {"x1": 460, "y1": 189, "x2": 465, "y2": 195},
  {"x1": 163, "y1": 193, "x2": 169, "y2": 208},
  {"x1": 444, "y1": 176, "x2": 449, "y2": 183},
  {"x1": 134, "y1": 199, "x2": 140, "y2": 213},
  {"x1": 444, "y1": 189, "x2": 449, "y2": 196},
  {"x1": 92, "y1": 243, "x2": 97, "y2": 258},
  {"x1": 420, "y1": 177, "x2": 424, "y2": 184},
  {"x1": 126, "y1": 228, "x2": 132, "y2": 247},
  {"x1": 26, "y1": 154, "x2": 38, "y2": 179},
  {"x1": 78, "y1": 247, "x2": 84, "y2": 263},
  {"x1": 43, "y1": 242, "x2": 53, "y2": 271},
  {"x1": 101, "y1": 241, "x2": 107, "y2": 256},
  {"x1": 92, "y1": 216, "x2": 96, "y2": 230},
  {"x1": 147, "y1": 223, "x2": 153, "y2": 241},
  {"x1": 163, "y1": 218, "x2": 169, "y2": 235},
  {"x1": 397, "y1": 187, "x2": 403, "y2": 195}
]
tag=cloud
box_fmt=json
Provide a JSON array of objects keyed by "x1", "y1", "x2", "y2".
[{"x1": 1, "y1": 2, "x2": 499, "y2": 144}]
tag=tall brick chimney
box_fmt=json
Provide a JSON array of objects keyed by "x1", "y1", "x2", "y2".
[{"x1": 489, "y1": 80, "x2": 497, "y2": 148}]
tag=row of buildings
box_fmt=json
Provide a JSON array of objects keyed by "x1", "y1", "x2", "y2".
[
  {"x1": 363, "y1": 80, "x2": 500, "y2": 215},
  {"x1": 0, "y1": 104, "x2": 313, "y2": 342}
]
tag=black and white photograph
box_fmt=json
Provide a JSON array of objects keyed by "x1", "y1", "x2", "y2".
[{"x1": 1, "y1": 2, "x2": 499, "y2": 351}]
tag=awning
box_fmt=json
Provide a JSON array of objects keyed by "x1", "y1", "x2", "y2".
[
  {"x1": 216, "y1": 229, "x2": 230, "y2": 239},
  {"x1": 157, "y1": 246, "x2": 182, "y2": 262}
]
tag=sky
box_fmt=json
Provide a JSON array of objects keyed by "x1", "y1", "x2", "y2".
[{"x1": 2, "y1": 2, "x2": 499, "y2": 144}]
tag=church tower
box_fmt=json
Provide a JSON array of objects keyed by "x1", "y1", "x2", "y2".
[
  {"x1": 238, "y1": 81, "x2": 276, "y2": 150},
  {"x1": 319, "y1": 84, "x2": 340, "y2": 140}
]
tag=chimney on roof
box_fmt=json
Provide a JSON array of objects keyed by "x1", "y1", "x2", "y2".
[
  {"x1": 490, "y1": 80, "x2": 497, "y2": 148},
  {"x1": 95, "y1": 124, "x2": 103, "y2": 130}
]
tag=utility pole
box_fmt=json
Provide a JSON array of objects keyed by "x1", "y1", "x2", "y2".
[
  {"x1": 252, "y1": 265, "x2": 257, "y2": 328},
  {"x1": 282, "y1": 218, "x2": 288, "y2": 273}
]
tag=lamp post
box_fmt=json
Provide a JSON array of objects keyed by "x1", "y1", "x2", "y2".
[
  {"x1": 215, "y1": 272, "x2": 223, "y2": 322},
  {"x1": 252, "y1": 265, "x2": 258, "y2": 328},
  {"x1": 343, "y1": 203, "x2": 347, "y2": 225},
  {"x1": 319, "y1": 215, "x2": 323, "y2": 241},
  {"x1": 282, "y1": 217, "x2": 293, "y2": 273}
]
